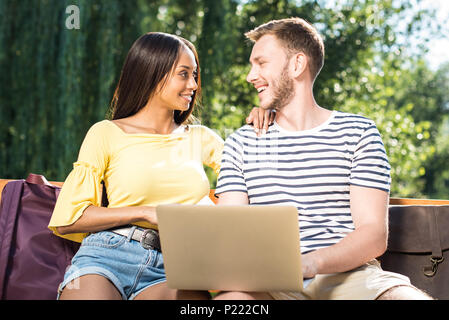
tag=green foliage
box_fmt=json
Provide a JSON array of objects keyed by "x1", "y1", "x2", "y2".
[
  {"x1": 1, "y1": 0, "x2": 448, "y2": 198},
  {"x1": 0, "y1": 0, "x2": 142, "y2": 180}
]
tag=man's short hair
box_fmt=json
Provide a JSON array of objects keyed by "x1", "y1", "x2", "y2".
[{"x1": 245, "y1": 17, "x2": 325, "y2": 81}]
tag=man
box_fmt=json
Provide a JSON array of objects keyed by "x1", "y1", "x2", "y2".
[{"x1": 213, "y1": 17, "x2": 431, "y2": 300}]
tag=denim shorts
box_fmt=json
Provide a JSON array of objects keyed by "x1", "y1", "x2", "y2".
[{"x1": 57, "y1": 228, "x2": 166, "y2": 300}]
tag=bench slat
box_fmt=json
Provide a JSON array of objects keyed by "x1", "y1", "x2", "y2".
[{"x1": 1, "y1": 179, "x2": 448, "y2": 206}]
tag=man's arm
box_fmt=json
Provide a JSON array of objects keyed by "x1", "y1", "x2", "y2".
[
  {"x1": 216, "y1": 191, "x2": 249, "y2": 205},
  {"x1": 302, "y1": 185, "x2": 389, "y2": 278}
]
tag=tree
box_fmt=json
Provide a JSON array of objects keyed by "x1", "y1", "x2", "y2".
[
  {"x1": 0, "y1": 0, "x2": 140, "y2": 180},
  {"x1": 1, "y1": 0, "x2": 447, "y2": 198}
]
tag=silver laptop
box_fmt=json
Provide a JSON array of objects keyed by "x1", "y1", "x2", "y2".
[{"x1": 156, "y1": 204, "x2": 303, "y2": 292}]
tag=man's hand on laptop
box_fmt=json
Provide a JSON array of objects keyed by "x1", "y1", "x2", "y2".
[{"x1": 302, "y1": 253, "x2": 319, "y2": 279}]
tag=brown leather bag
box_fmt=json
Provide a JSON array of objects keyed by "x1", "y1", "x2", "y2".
[{"x1": 380, "y1": 205, "x2": 449, "y2": 299}]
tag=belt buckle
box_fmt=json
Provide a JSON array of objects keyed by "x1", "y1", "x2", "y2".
[{"x1": 139, "y1": 229, "x2": 157, "y2": 250}]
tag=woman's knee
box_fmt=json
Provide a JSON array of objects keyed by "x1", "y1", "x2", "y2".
[{"x1": 59, "y1": 274, "x2": 122, "y2": 300}]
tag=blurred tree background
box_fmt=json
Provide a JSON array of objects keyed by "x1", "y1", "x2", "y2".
[{"x1": 0, "y1": 0, "x2": 448, "y2": 198}]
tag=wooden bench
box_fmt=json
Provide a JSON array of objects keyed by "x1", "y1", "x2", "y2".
[
  {"x1": 2, "y1": 177, "x2": 448, "y2": 299},
  {"x1": 2, "y1": 178, "x2": 449, "y2": 206}
]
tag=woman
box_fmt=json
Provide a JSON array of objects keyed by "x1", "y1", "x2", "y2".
[{"x1": 48, "y1": 32, "x2": 272, "y2": 300}]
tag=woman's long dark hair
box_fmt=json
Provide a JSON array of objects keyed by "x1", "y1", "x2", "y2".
[{"x1": 108, "y1": 32, "x2": 201, "y2": 124}]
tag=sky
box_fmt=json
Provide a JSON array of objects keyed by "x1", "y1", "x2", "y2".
[
  {"x1": 420, "y1": 0, "x2": 449, "y2": 70},
  {"x1": 313, "y1": 0, "x2": 449, "y2": 71}
]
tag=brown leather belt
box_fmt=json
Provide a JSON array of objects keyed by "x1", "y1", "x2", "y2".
[{"x1": 109, "y1": 225, "x2": 161, "y2": 251}]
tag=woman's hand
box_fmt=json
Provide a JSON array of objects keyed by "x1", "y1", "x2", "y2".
[
  {"x1": 141, "y1": 206, "x2": 158, "y2": 225},
  {"x1": 246, "y1": 107, "x2": 276, "y2": 136}
]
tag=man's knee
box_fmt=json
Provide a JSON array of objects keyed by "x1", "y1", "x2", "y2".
[{"x1": 376, "y1": 285, "x2": 433, "y2": 300}]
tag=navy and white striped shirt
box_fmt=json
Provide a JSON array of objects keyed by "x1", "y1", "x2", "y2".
[{"x1": 215, "y1": 111, "x2": 391, "y2": 254}]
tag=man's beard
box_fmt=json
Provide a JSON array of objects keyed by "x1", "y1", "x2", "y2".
[{"x1": 265, "y1": 64, "x2": 294, "y2": 111}]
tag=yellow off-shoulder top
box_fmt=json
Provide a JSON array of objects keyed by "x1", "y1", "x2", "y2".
[{"x1": 48, "y1": 120, "x2": 224, "y2": 243}]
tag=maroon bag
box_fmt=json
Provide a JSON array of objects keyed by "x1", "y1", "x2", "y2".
[{"x1": 0, "y1": 174, "x2": 80, "y2": 300}]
